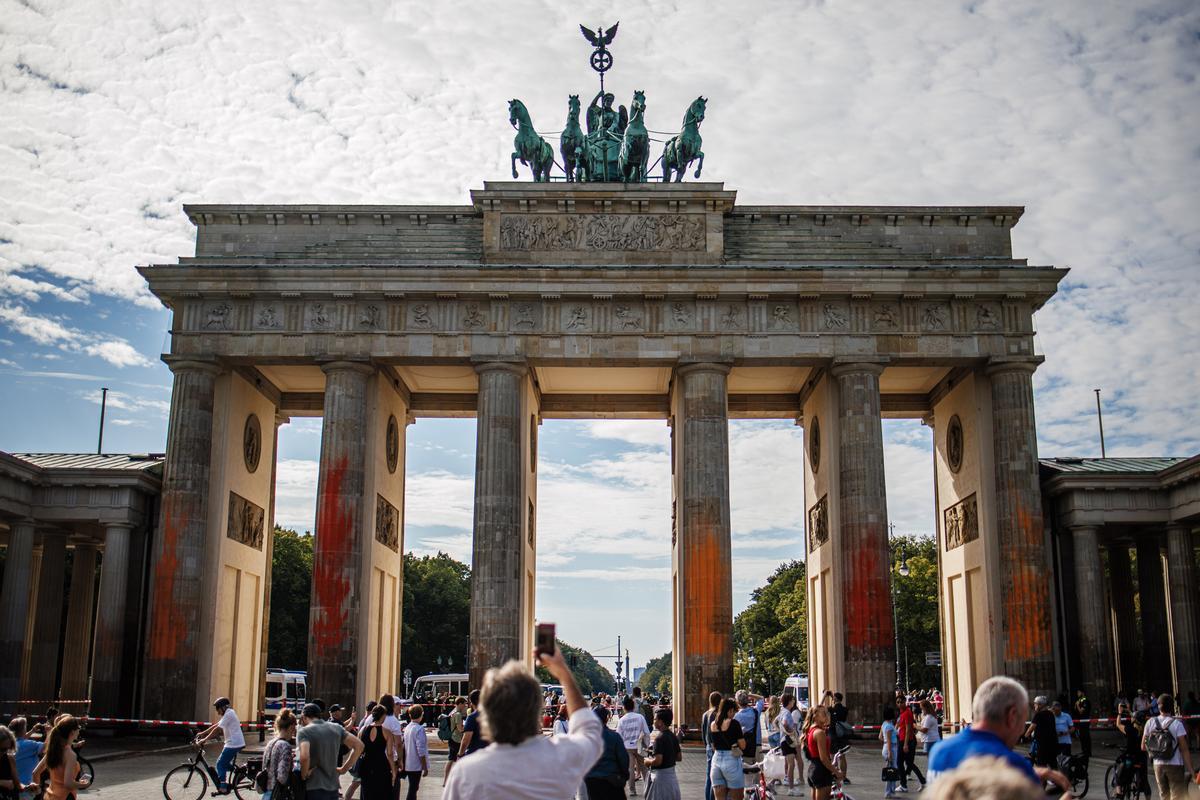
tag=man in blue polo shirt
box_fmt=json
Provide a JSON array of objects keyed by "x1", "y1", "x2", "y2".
[{"x1": 929, "y1": 676, "x2": 1070, "y2": 793}]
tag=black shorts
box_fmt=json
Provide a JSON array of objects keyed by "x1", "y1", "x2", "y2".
[
  {"x1": 806, "y1": 758, "x2": 834, "y2": 788},
  {"x1": 781, "y1": 739, "x2": 797, "y2": 756},
  {"x1": 447, "y1": 739, "x2": 461, "y2": 761}
]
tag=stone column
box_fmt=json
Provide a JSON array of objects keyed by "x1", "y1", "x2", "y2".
[
  {"x1": 20, "y1": 545, "x2": 43, "y2": 695},
  {"x1": 987, "y1": 358, "x2": 1055, "y2": 697},
  {"x1": 831, "y1": 361, "x2": 895, "y2": 714},
  {"x1": 1107, "y1": 544, "x2": 1141, "y2": 693},
  {"x1": 60, "y1": 543, "x2": 98, "y2": 699},
  {"x1": 469, "y1": 362, "x2": 528, "y2": 690},
  {"x1": 0, "y1": 519, "x2": 36, "y2": 699},
  {"x1": 142, "y1": 358, "x2": 220, "y2": 720},
  {"x1": 26, "y1": 530, "x2": 68, "y2": 701},
  {"x1": 1071, "y1": 526, "x2": 1113, "y2": 703},
  {"x1": 673, "y1": 363, "x2": 733, "y2": 729},
  {"x1": 91, "y1": 523, "x2": 132, "y2": 715},
  {"x1": 308, "y1": 361, "x2": 373, "y2": 707},
  {"x1": 1136, "y1": 535, "x2": 1172, "y2": 692},
  {"x1": 1165, "y1": 525, "x2": 1200, "y2": 696}
]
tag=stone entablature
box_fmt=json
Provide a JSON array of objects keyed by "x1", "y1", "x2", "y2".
[{"x1": 1041, "y1": 456, "x2": 1200, "y2": 528}]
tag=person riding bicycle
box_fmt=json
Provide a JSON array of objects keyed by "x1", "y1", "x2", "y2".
[
  {"x1": 1114, "y1": 702, "x2": 1148, "y2": 797},
  {"x1": 195, "y1": 697, "x2": 246, "y2": 793}
]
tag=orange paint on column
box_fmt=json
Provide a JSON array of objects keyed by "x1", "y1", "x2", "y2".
[
  {"x1": 312, "y1": 455, "x2": 354, "y2": 651},
  {"x1": 147, "y1": 498, "x2": 187, "y2": 660}
]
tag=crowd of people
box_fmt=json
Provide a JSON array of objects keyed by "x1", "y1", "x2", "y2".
[{"x1": 0, "y1": 710, "x2": 91, "y2": 800}]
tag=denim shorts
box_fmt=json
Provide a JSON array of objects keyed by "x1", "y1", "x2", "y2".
[{"x1": 710, "y1": 750, "x2": 745, "y2": 789}]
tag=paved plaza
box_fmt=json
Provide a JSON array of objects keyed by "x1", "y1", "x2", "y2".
[{"x1": 79, "y1": 732, "x2": 1135, "y2": 799}]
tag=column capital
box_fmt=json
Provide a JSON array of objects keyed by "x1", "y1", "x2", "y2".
[
  {"x1": 985, "y1": 356, "x2": 1044, "y2": 377},
  {"x1": 319, "y1": 359, "x2": 375, "y2": 376},
  {"x1": 674, "y1": 361, "x2": 732, "y2": 378},
  {"x1": 275, "y1": 412, "x2": 291, "y2": 427},
  {"x1": 1070, "y1": 524, "x2": 1101, "y2": 535},
  {"x1": 162, "y1": 356, "x2": 223, "y2": 376},
  {"x1": 472, "y1": 359, "x2": 528, "y2": 377},
  {"x1": 102, "y1": 521, "x2": 134, "y2": 532},
  {"x1": 829, "y1": 358, "x2": 887, "y2": 378}
]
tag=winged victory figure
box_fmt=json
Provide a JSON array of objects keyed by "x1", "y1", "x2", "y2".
[{"x1": 579, "y1": 22, "x2": 619, "y2": 47}]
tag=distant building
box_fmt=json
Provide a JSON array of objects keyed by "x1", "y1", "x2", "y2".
[{"x1": 632, "y1": 666, "x2": 646, "y2": 684}]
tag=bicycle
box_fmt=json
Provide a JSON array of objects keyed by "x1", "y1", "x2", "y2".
[
  {"x1": 743, "y1": 758, "x2": 780, "y2": 799},
  {"x1": 1057, "y1": 752, "x2": 1089, "y2": 798},
  {"x1": 831, "y1": 746, "x2": 857, "y2": 800},
  {"x1": 1103, "y1": 749, "x2": 1149, "y2": 800},
  {"x1": 162, "y1": 741, "x2": 258, "y2": 800}
]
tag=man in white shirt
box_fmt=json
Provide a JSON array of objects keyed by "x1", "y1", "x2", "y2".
[
  {"x1": 401, "y1": 705, "x2": 429, "y2": 799},
  {"x1": 195, "y1": 697, "x2": 246, "y2": 793},
  {"x1": 617, "y1": 695, "x2": 651, "y2": 795},
  {"x1": 1142, "y1": 694, "x2": 1196, "y2": 800},
  {"x1": 443, "y1": 645, "x2": 603, "y2": 800}
]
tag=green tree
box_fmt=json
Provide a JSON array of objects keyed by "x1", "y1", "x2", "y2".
[
  {"x1": 637, "y1": 652, "x2": 672, "y2": 694},
  {"x1": 402, "y1": 552, "x2": 471, "y2": 683},
  {"x1": 535, "y1": 640, "x2": 616, "y2": 695},
  {"x1": 267, "y1": 526, "x2": 313, "y2": 669},
  {"x1": 891, "y1": 534, "x2": 940, "y2": 690},
  {"x1": 732, "y1": 560, "x2": 807, "y2": 694}
]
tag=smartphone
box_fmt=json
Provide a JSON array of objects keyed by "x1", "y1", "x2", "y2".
[{"x1": 536, "y1": 622, "x2": 556, "y2": 657}]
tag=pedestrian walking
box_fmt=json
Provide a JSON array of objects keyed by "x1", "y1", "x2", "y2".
[
  {"x1": 709, "y1": 696, "x2": 747, "y2": 800},
  {"x1": 896, "y1": 696, "x2": 927, "y2": 790},
  {"x1": 801, "y1": 705, "x2": 843, "y2": 800},
  {"x1": 400, "y1": 706, "x2": 429, "y2": 800},
  {"x1": 701, "y1": 691, "x2": 722, "y2": 800},
  {"x1": 260, "y1": 710, "x2": 297, "y2": 800},
  {"x1": 1142, "y1": 693, "x2": 1195, "y2": 800},
  {"x1": 829, "y1": 693, "x2": 851, "y2": 783},
  {"x1": 357, "y1": 705, "x2": 397, "y2": 800},
  {"x1": 586, "y1": 705, "x2": 630, "y2": 800},
  {"x1": 918, "y1": 700, "x2": 941, "y2": 755},
  {"x1": 777, "y1": 693, "x2": 801, "y2": 795},
  {"x1": 617, "y1": 695, "x2": 651, "y2": 795},
  {"x1": 442, "y1": 645, "x2": 603, "y2": 800},
  {"x1": 733, "y1": 690, "x2": 761, "y2": 765},
  {"x1": 643, "y1": 707, "x2": 682, "y2": 800},
  {"x1": 297, "y1": 702, "x2": 364, "y2": 800},
  {"x1": 29, "y1": 716, "x2": 89, "y2": 800},
  {"x1": 880, "y1": 705, "x2": 899, "y2": 798},
  {"x1": 1052, "y1": 701, "x2": 1074, "y2": 758},
  {"x1": 458, "y1": 689, "x2": 489, "y2": 757},
  {"x1": 444, "y1": 696, "x2": 467, "y2": 786},
  {"x1": 194, "y1": 697, "x2": 245, "y2": 793},
  {"x1": 1024, "y1": 696, "x2": 1059, "y2": 769}
]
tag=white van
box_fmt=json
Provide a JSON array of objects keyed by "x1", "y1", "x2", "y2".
[
  {"x1": 405, "y1": 673, "x2": 470, "y2": 705},
  {"x1": 264, "y1": 668, "x2": 306, "y2": 718},
  {"x1": 783, "y1": 673, "x2": 810, "y2": 710}
]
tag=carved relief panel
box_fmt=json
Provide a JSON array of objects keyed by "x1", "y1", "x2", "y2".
[
  {"x1": 943, "y1": 493, "x2": 979, "y2": 551},
  {"x1": 227, "y1": 491, "x2": 265, "y2": 550},
  {"x1": 808, "y1": 494, "x2": 829, "y2": 552},
  {"x1": 375, "y1": 494, "x2": 399, "y2": 552}
]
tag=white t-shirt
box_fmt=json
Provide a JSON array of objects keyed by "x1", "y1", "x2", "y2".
[
  {"x1": 1143, "y1": 715, "x2": 1188, "y2": 766},
  {"x1": 402, "y1": 721, "x2": 428, "y2": 772},
  {"x1": 218, "y1": 708, "x2": 246, "y2": 749},
  {"x1": 920, "y1": 713, "x2": 941, "y2": 744},
  {"x1": 383, "y1": 714, "x2": 405, "y2": 762},
  {"x1": 776, "y1": 710, "x2": 797, "y2": 740},
  {"x1": 617, "y1": 710, "x2": 650, "y2": 750},
  {"x1": 443, "y1": 707, "x2": 603, "y2": 800}
]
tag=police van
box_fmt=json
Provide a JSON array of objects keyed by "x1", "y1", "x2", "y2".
[
  {"x1": 264, "y1": 668, "x2": 307, "y2": 718},
  {"x1": 783, "y1": 673, "x2": 810, "y2": 710}
]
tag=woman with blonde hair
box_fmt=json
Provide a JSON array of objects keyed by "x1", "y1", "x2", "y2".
[
  {"x1": 32, "y1": 716, "x2": 89, "y2": 800},
  {"x1": 766, "y1": 696, "x2": 783, "y2": 750},
  {"x1": 802, "y1": 706, "x2": 843, "y2": 800},
  {"x1": 262, "y1": 709, "x2": 297, "y2": 800}
]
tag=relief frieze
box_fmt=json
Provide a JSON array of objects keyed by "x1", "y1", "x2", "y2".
[
  {"x1": 943, "y1": 492, "x2": 979, "y2": 551},
  {"x1": 227, "y1": 491, "x2": 265, "y2": 550},
  {"x1": 375, "y1": 494, "x2": 399, "y2": 552},
  {"x1": 808, "y1": 494, "x2": 829, "y2": 552},
  {"x1": 499, "y1": 213, "x2": 705, "y2": 252}
]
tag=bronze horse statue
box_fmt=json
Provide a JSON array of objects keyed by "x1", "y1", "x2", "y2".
[
  {"x1": 509, "y1": 99, "x2": 554, "y2": 182},
  {"x1": 618, "y1": 90, "x2": 649, "y2": 183},
  {"x1": 560, "y1": 94, "x2": 585, "y2": 182},
  {"x1": 662, "y1": 96, "x2": 706, "y2": 182}
]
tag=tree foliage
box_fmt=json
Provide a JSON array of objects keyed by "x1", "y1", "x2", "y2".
[
  {"x1": 267, "y1": 526, "x2": 313, "y2": 670},
  {"x1": 891, "y1": 534, "x2": 941, "y2": 690},
  {"x1": 732, "y1": 560, "x2": 807, "y2": 694},
  {"x1": 535, "y1": 640, "x2": 616, "y2": 695},
  {"x1": 402, "y1": 552, "x2": 472, "y2": 682},
  {"x1": 637, "y1": 652, "x2": 672, "y2": 694}
]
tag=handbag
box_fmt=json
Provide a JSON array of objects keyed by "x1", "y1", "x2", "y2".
[{"x1": 882, "y1": 765, "x2": 901, "y2": 782}]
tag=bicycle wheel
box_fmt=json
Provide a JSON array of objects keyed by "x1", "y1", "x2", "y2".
[
  {"x1": 231, "y1": 766, "x2": 254, "y2": 800},
  {"x1": 77, "y1": 755, "x2": 95, "y2": 786},
  {"x1": 163, "y1": 764, "x2": 208, "y2": 800},
  {"x1": 1103, "y1": 763, "x2": 1117, "y2": 800},
  {"x1": 1074, "y1": 773, "x2": 1089, "y2": 798}
]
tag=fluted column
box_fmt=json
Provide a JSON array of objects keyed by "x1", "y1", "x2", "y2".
[
  {"x1": 1137, "y1": 535, "x2": 1172, "y2": 692},
  {"x1": 987, "y1": 358, "x2": 1055, "y2": 697},
  {"x1": 1071, "y1": 526, "x2": 1113, "y2": 704},
  {"x1": 1165, "y1": 525, "x2": 1200, "y2": 696},
  {"x1": 91, "y1": 523, "x2": 132, "y2": 715},
  {"x1": 469, "y1": 362, "x2": 528, "y2": 690},
  {"x1": 831, "y1": 360, "x2": 895, "y2": 715},
  {"x1": 20, "y1": 545, "x2": 43, "y2": 695},
  {"x1": 308, "y1": 361, "x2": 373, "y2": 707},
  {"x1": 1107, "y1": 544, "x2": 1141, "y2": 692},
  {"x1": 143, "y1": 358, "x2": 221, "y2": 719},
  {"x1": 27, "y1": 530, "x2": 68, "y2": 701},
  {"x1": 0, "y1": 519, "x2": 36, "y2": 699},
  {"x1": 673, "y1": 363, "x2": 733, "y2": 729},
  {"x1": 60, "y1": 543, "x2": 98, "y2": 699}
]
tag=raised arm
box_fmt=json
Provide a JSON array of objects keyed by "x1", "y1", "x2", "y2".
[{"x1": 339, "y1": 730, "x2": 364, "y2": 774}]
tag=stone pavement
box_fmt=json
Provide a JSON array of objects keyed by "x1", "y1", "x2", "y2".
[{"x1": 72, "y1": 735, "x2": 1138, "y2": 799}]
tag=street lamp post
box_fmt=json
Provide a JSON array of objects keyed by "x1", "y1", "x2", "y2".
[{"x1": 889, "y1": 523, "x2": 909, "y2": 692}]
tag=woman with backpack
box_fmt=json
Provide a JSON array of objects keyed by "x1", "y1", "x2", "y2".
[{"x1": 260, "y1": 710, "x2": 297, "y2": 800}]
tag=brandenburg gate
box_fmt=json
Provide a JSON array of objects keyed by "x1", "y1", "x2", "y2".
[{"x1": 138, "y1": 181, "x2": 1065, "y2": 728}]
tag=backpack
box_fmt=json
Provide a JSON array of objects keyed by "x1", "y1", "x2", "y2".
[
  {"x1": 1145, "y1": 717, "x2": 1179, "y2": 761},
  {"x1": 437, "y1": 713, "x2": 452, "y2": 742}
]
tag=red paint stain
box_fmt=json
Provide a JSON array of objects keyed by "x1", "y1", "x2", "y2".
[
  {"x1": 148, "y1": 496, "x2": 187, "y2": 660},
  {"x1": 312, "y1": 456, "x2": 353, "y2": 651},
  {"x1": 1003, "y1": 505, "x2": 1051, "y2": 661},
  {"x1": 844, "y1": 525, "x2": 893, "y2": 653}
]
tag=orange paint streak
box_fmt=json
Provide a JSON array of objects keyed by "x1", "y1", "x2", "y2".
[
  {"x1": 147, "y1": 497, "x2": 187, "y2": 660},
  {"x1": 1004, "y1": 505, "x2": 1051, "y2": 660},
  {"x1": 845, "y1": 529, "x2": 893, "y2": 653},
  {"x1": 312, "y1": 456, "x2": 353, "y2": 651}
]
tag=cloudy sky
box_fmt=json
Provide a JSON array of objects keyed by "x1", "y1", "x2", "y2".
[{"x1": 2, "y1": 0, "x2": 1197, "y2": 671}]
